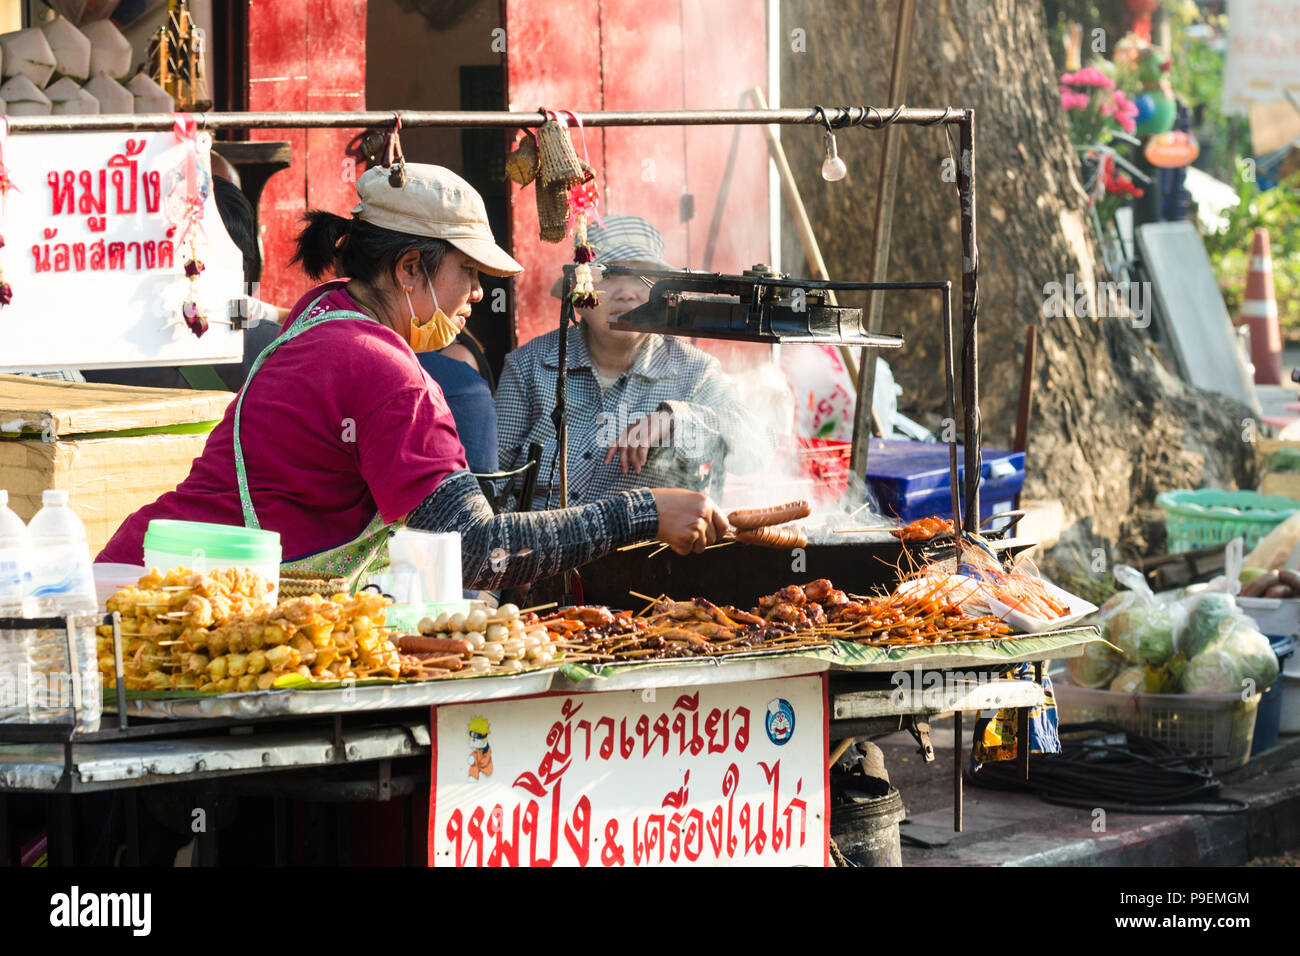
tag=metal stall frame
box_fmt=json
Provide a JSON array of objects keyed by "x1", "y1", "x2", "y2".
[{"x1": 4, "y1": 106, "x2": 983, "y2": 525}]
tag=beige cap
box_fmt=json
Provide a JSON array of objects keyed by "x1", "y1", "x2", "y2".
[{"x1": 352, "y1": 163, "x2": 524, "y2": 278}]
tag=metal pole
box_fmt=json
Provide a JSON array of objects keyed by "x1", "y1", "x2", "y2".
[
  {"x1": 958, "y1": 113, "x2": 981, "y2": 530},
  {"x1": 953, "y1": 709, "x2": 963, "y2": 832},
  {"x1": 852, "y1": 0, "x2": 918, "y2": 475},
  {"x1": 0, "y1": 106, "x2": 969, "y2": 134},
  {"x1": 750, "y1": 87, "x2": 859, "y2": 384}
]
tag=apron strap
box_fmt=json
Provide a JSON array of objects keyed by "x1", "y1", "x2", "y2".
[{"x1": 233, "y1": 291, "x2": 377, "y2": 528}]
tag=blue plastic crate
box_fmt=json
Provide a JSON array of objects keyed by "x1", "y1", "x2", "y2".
[{"x1": 863, "y1": 439, "x2": 1026, "y2": 524}]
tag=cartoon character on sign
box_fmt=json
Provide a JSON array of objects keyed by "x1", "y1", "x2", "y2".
[
  {"x1": 766, "y1": 698, "x2": 795, "y2": 746},
  {"x1": 467, "y1": 716, "x2": 493, "y2": 780}
]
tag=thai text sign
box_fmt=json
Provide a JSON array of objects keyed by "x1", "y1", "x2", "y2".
[
  {"x1": 1223, "y1": 0, "x2": 1300, "y2": 115},
  {"x1": 430, "y1": 675, "x2": 828, "y2": 867},
  {"x1": 0, "y1": 131, "x2": 244, "y2": 371}
]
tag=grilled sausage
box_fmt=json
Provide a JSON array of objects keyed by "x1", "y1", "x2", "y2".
[
  {"x1": 734, "y1": 525, "x2": 808, "y2": 549},
  {"x1": 1241, "y1": 570, "x2": 1280, "y2": 598},
  {"x1": 397, "y1": 634, "x2": 473, "y2": 656},
  {"x1": 727, "y1": 500, "x2": 811, "y2": 531}
]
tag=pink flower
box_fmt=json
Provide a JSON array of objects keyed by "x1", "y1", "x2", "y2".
[
  {"x1": 1061, "y1": 67, "x2": 1115, "y2": 90},
  {"x1": 1060, "y1": 88, "x2": 1091, "y2": 111}
]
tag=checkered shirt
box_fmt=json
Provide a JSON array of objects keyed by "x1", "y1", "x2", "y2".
[{"x1": 495, "y1": 323, "x2": 773, "y2": 510}]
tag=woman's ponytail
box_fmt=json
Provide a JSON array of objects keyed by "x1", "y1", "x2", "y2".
[{"x1": 292, "y1": 210, "x2": 351, "y2": 279}]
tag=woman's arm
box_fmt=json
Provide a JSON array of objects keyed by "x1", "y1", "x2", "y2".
[
  {"x1": 407, "y1": 470, "x2": 655, "y2": 589},
  {"x1": 406, "y1": 470, "x2": 727, "y2": 590}
]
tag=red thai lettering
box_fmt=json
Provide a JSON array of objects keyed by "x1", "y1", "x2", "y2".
[
  {"x1": 705, "y1": 706, "x2": 730, "y2": 754},
  {"x1": 733, "y1": 706, "x2": 750, "y2": 752},
  {"x1": 761, "y1": 760, "x2": 783, "y2": 851},
  {"x1": 683, "y1": 808, "x2": 705, "y2": 862},
  {"x1": 78, "y1": 169, "x2": 106, "y2": 215},
  {"x1": 89, "y1": 240, "x2": 106, "y2": 271},
  {"x1": 600, "y1": 819, "x2": 624, "y2": 866},
  {"x1": 72, "y1": 242, "x2": 86, "y2": 271},
  {"x1": 142, "y1": 240, "x2": 156, "y2": 269},
  {"x1": 127, "y1": 241, "x2": 141, "y2": 270},
  {"x1": 143, "y1": 171, "x2": 161, "y2": 214},
  {"x1": 53, "y1": 244, "x2": 69, "y2": 272},
  {"x1": 48, "y1": 171, "x2": 75, "y2": 215},
  {"x1": 158, "y1": 240, "x2": 174, "y2": 268},
  {"x1": 619, "y1": 717, "x2": 635, "y2": 759},
  {"x1": 673, "y1": 692, "x2": 705, "y2": 756},
  {"x1": 108, "y1": 241, "x2": 125, "y2": 270},
  {"x1": 739, "y1": 800, "x2": 766, "y2": 856},
  {"x1": 564, "y1": 795, "x2": 591, "y2": 866},
  {"x1": 596, "y1": 716, "x2": 615, "y2": 759},
  {"x1": 31, "y1": 242, "x2": 52, "y2": 272},
  {"x1": 486, "y1": 804, "x2": 520, "y2": 868}
]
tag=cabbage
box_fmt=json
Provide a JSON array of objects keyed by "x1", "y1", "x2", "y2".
[
  {"x1": 1109, "y1": 666, "x2": 1147, "y2": 694},
  {"x1": 1107, "y1": 604, "x2": 1175, "y2": 666},
  {"x1": 1180, "y1": 647, "x2": 1244, "y2": 695},
  {"x1": 1068, "y1": 640, "x2": 1122, "y2": 688},
  {"x1": 1215, "y1": 623, "x2": 1280, "y2": 693},
  {"x1": 1182, "y1": 593, "x2": 1239, "y2": 659}
]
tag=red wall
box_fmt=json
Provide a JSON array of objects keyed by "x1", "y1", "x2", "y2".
[
  {"x1": 248, "y1": 0, "x2": 368, "y2": 307},
  {"x1": 505, "y1": 0, "x2": 770, "y2": 346}
]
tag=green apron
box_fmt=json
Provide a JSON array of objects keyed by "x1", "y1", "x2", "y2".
[{"x1": 232, "y1": 292, "x2": 398, "y2": 591}]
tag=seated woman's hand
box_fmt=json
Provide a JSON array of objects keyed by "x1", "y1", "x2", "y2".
[
  {"x1": 649, "y1": 488, "x2": 729, "y2": 555},
  {"x1": 605, "y1": 410, "x2": 673, "y2": 474}
]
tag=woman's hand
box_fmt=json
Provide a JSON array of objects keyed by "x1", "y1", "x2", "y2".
[
  {"x1": 650, "y1": 488, "x2": 729, "y2": 555},
  {"x1": 605, "y1": 410, "x2": 673, "y2": 474}
]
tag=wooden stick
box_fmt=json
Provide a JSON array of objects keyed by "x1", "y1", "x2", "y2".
[
  {"x1": 520, "y1": 601, "x2": 558, "y2": 615},
  {"x1": 828, "y1": 737, "x2": 857, "y2": 767}
]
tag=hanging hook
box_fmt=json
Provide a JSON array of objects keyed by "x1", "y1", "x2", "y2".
[
  {"x1": 813, "y1": 105, "x2": 833, "y2": 133},
  {"x1": 386, "y1": 111, "x2": 407, "y2": 187}
]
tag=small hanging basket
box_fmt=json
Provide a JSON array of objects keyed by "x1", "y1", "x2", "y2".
[
  {"x1": 537, "y1": 179, "x2": 571, "y2": 243},
  {"x1": 537, "y1": 110, "x2": 586, "y2": 188}
]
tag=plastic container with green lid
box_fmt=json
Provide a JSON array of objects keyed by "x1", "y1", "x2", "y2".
[{"x1": 143, "y1": 520, "x2": 282, "y2": 601}]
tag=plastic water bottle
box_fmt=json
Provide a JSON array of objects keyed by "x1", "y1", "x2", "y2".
[
  {"x1": 0, "y1": 491, "x2": 31, "y2": 723},
  {"x1": 25, "y1": 490, "x2": 99, "y2": 729}
]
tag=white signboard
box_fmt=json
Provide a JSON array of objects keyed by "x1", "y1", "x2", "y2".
[
  {"x1": 0, "y1": 130, "x2": 245, "y2": 371},
  {"x1": 430, "y1": 675, "x2": 829, "y2": 867},
  {"x1": 1223, "y1": 0, "x2": 1300, "y2": 116}
]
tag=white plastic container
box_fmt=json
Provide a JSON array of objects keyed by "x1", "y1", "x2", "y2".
[
  {"x1": 143, "y1": 519, "x2": 281, "y2": 603},
  {"x1": 25, "y1": 490, "x2": 99, "y2": 730},
  {"x1": 0, "y1": 490, "x2": 31, "y2": 723}
]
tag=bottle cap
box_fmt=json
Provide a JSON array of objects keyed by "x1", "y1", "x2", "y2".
[{"x1": 42, "y1": 489, "x2": 69, "y2": 506}]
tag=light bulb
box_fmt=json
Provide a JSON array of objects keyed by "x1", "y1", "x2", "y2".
[{"x1": 821, "y1": 132, "x2": 847, "y2": 181}]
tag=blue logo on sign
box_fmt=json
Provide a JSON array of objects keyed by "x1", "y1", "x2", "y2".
[{"x1": 766, "y1": 698, "x2": 795, "y2": 745}]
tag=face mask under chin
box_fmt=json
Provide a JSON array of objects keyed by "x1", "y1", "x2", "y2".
[{"x1": 403, "y1": 272, "x2": 461, "y2": 352}]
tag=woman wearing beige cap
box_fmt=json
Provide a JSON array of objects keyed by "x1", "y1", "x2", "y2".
[{"x1": 100, "y1": 165, "x2": 727, "y2": 587}]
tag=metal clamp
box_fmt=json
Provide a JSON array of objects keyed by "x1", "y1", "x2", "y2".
[{"x1": 906, "y1": 716, "x2": 934, "y2": 763}]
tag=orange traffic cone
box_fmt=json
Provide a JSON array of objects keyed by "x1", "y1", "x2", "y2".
[{"x1": 1241, "y1": 227, "x2": 1281, "y2": 385}]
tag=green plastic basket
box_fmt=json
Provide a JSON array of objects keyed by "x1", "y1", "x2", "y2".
[{"x1": 1156, "y1": 489, "x2": 1300, "y2": 553}]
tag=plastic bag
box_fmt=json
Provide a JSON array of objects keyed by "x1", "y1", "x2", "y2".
[
  {"x1": 1101, "y1": 566, "x2": 1177, "y2": 666},
  {"x1": 1213, "y1": 621, "x2": 1280, "y2": 692},
  {"x1": 1177, "y1": 591, "x2": 1243, "y2": 659},
  {"x1": 1180, "y1": 647, "x2": 1244, "y2": 695},
  {"x1": 1066, "y1": 639, "x2": 1122, "y2": 688}
]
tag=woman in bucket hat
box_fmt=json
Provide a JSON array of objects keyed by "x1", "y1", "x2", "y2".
[{"x1": 99, "y1": 167, "x2": 727, "y2": 587}]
